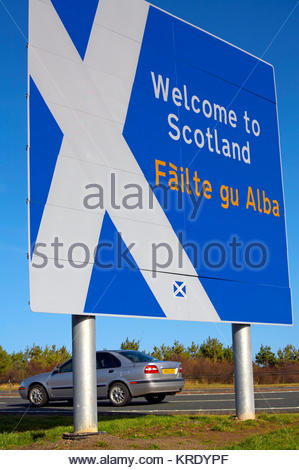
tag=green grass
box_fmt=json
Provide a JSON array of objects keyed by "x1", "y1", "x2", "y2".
[
  {"x1": 0, "y1": 426, "x2": 71, "y2": 449},
  {"x1": 0, "y1": 415, "x2": 73, "y2": 449},
  {"x1": 148, "y1": 443, "x2": 161, "y2": 450},
  {"x1": 225, "y1": 426, "x2": 299, "y2": 450},
  {"x1": 96, "y1": 440, "x2": 109, "y2": 448},
  {"x1": 257, "y1": 413, "x2": 298, "y2": 425},
  {"x1": 0, "y1": 414, "x2": 298, "y2": 450},
  {"x1": 211, "y1": 422, "x2": 233, "y2": 432}
]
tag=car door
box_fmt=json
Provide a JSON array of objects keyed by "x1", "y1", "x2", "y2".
[
  {"x1": 96, "y1": 352, "x2": 121, "y2": 398},
  {"x1": 48, "y1": 359, "x2": 73, "y2": 399}
]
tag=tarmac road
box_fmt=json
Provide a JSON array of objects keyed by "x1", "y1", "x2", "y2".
[{"x1": 0, "y1": 387, "x2": 298, "y2": 416}]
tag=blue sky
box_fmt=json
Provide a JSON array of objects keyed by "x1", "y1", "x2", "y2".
[{"x1": 0, "y1": 0, "x2": 298, "y2": 357}]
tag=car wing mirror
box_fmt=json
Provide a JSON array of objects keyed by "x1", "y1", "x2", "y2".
[{"x1": 52, "y1": 367, "x2": 60, "y2": 375}]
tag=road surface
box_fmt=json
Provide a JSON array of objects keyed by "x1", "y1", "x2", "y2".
[{"x1": 0, "y1": 388, "x2": 298, "y2": 416}]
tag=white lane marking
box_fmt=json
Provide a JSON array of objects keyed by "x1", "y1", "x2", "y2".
[
  {"x1": 98, "y1": 406, "x2": 299, "y2": 413},
  {"x1": 0, "y1": 396, "x2": 21, "y2": 399},
  {"x1": 255, "y1": 406, "x2": 299, "y2": 410},
  {"x1": 0, "y1": 406, "x2": 299, "y2": 415},
  {"x1": 169, "y1": 399, "x2": 236, "y2": 402},
  {"x1": 108, "y1": 409, "x2": 238, "y2": 413},
  {"x1": 179, "y1": 393, "x2": 236, "y2": 397},
  {"x1": 255, "y1": 398, "x2": 284, "y2": 401},
  {"x1": 179, "y1": 390, "x2": 299, "y2": 397},
  {"x1": 113, "y1": 406, "x2": 299, "y2": 412},
  {"x1": 255, "y1": 390, "x2": 298, "y2": 394},
  {"x1": 168, "y1": 398, "x2": 284, "y2": 403}
]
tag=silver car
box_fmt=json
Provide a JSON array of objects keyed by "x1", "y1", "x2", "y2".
[{"x1": 18, "y1": 350, "x2": 184, "y2": 407}]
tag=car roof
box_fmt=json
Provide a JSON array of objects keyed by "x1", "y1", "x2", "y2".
[{"x1": 96, "y1": 350, "x2": 142, "y2": 353}]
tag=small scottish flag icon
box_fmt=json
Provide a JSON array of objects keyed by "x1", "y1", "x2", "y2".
[{"x1": 173, "y1": 281, "x2": 187, "y2": 298}]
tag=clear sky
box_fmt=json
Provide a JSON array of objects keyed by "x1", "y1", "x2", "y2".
[{"x1": 0, "y1": 0, "x2": 298, "y2": 357}]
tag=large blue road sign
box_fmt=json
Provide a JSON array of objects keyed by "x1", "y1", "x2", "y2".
[{"x1": 28, "y1": 0, "x2": 292, "y2": 325}]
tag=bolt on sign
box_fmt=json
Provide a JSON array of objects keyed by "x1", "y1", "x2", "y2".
[{"x1": 28, "y1": 0, "x2": 292, "y2": 325}]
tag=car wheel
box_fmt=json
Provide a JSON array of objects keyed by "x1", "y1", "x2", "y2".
[
  {"x1": 28, "y1": 384, "x2": 48, "y2": 407},
  {"x1": 145, "y1": 393, "x2": 166, "y2": 404},
  {"x1": 109, "y1": 382, "x2": 131, "y2": 407}
]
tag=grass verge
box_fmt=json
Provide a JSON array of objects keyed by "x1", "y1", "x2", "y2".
[
  {"x1": 0, "y1": 414, "x2": 298, "y2": 450},
  {"x1": 183, "y1": 380, "x2": 299, "y2": 389},
  {"x1": 1, "y1": 382, "x2": 298, "y2": 392},
  {"x1": 0, "y1": 384, "x2": 20, "y2": 392}
]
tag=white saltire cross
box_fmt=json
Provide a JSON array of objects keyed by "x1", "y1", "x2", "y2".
[
  {"x1": 173, "y1": 281, "x2": 187, "y2": 298},
  {"x1": 28, "y1": 0, "x2": 219, "y2": 322}
]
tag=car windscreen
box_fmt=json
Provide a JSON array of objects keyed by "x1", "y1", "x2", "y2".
[{"x1": 118, "y1": 351, "x2": 160, "y2": 363}]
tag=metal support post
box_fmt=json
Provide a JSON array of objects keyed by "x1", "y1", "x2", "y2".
[
  {"x1": 232, "y1": 323, "x2": 255, "y2": 420},
  {"x1": 72, "y1": 315, "x2": 98, "y2": 433}
]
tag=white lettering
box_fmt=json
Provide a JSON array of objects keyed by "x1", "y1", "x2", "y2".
[
  {"x1": 151, "y1": 72, "x2": 170, "y2": 101},
  {"x1": 168, "y1": 113, "x2": 180, "y2": 141}
]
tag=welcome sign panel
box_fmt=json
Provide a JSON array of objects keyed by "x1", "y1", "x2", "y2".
[{"x1": 28, "y1": 0, "x2": 292, "y2": 325}]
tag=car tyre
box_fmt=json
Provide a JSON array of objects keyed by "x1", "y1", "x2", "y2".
[
  {"x1": 109, "y1": 382, "x2": 131, "y2": 407},
  {"x1": 145, "y1": 393, "x2": 166, "y2": 404},
  {"x1": 28, "y1": 384, "x2": 48, "y2": 407}
]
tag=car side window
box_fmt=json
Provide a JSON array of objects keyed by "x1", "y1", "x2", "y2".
[
  {"x1": 96, "y1": 353, "x2": 121, "y2": 369},
  {"x1": 60, "y1": 359, "x2": 72, "y2": 373}
]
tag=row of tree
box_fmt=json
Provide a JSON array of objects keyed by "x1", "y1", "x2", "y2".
[
  {"x1": 0, "y1": 339, "x2": 298, "y2": 384},
  {"x1": 255, "y1": 344, "x2": 299, "y2": 366},
  {"x1": 120, "y1": 337, "x2": 234, "y2": 362},
  {"x1": 121, "y1": 337, "x2": 299, "y2": 366},
  {"x1": 120, "y1": 338, "x2": 299, "y2": 385},
  {"x1": 0, "y1": 344, "x2": 70, "y2": 382}
]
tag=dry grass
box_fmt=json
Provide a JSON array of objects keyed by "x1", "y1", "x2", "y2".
[
  {"x1": 184, "y1": 380, "x2": 299, "y2": 389},
  {"x1": 184, "y1": 380, "x2": 233, "y2": 389},
  {"x1": 0, "y1": 383, "x2": 20, "y2": 392}
]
